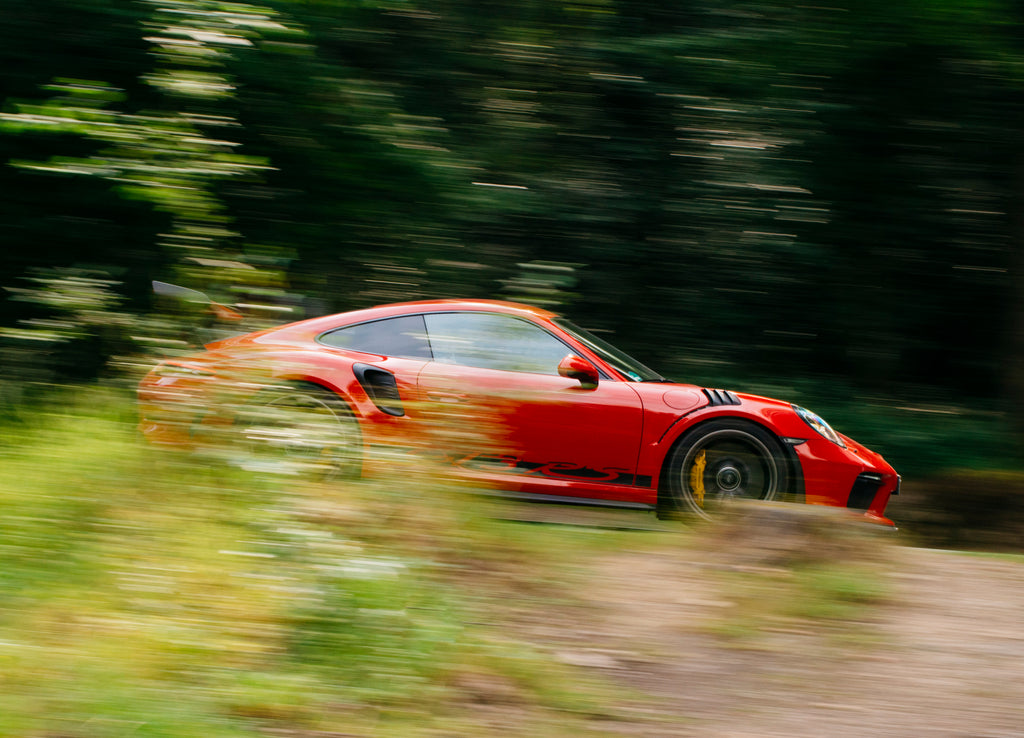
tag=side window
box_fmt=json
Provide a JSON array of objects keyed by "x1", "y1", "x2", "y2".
[
  {"x1": 424, "y1": 312, "x2": 571, "y2": 375},
  {"x1": 319, "y1": 315, "x2": 431, "y2": 359}
]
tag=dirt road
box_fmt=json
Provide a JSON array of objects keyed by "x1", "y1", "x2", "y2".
[{"x1": 507, "y1": 511, "x2": 1024, "y2": 737}]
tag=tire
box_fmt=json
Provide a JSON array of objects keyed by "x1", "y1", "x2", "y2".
[
  {"x1": 666, "y1": 419, "x2": 789, "y2": 519},
  {"x1": 236, "y1": 382, "x2": 362, "y2": 479}
]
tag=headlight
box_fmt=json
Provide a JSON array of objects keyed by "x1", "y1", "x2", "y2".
[{"x1": 792, "y1": 405, "x2": 845, "y2": 447}]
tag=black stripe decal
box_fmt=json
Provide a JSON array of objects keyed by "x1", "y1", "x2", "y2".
[{"x1": 461, "y1": 455, "x2": 651, "y2": 487}]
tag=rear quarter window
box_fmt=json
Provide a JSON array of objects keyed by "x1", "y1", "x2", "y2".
[{"x1": 318, "y1": 314, "x2": 431, "y2": 359}]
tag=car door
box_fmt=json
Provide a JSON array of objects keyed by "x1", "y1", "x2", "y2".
[{"x1": 418, "y1": 311, "x2": 646, "y2": 501}]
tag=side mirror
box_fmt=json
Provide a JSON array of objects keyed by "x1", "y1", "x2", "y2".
[{"x1": 558, "y1": 354, "x2": 599, "y2": 390}]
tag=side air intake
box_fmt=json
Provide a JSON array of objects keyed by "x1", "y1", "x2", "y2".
[
  {"x1": 847, "y1": 472, "x2": 884, "y2": 510},
  {"x1": 353, "y1": 363, "x2": 404, "y2": 416}
]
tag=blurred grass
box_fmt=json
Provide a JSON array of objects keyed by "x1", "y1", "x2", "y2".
[
  {"x1": 0, "y1": 383, "x2": 980, "y2": 736},
  {"x1": 704, "y1": 561, "x2": 891, "y2": 651},
  {"x1": 0, "y1": 387, "x2": 639, "y2": 737},
  {"x1": 690, "y1": 505, "x2": 895, "y2": 649}
]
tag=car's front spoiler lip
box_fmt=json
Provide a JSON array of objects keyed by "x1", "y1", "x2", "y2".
[{"x1": 861, "y1": 510, "x2": 897, "y2": 527}]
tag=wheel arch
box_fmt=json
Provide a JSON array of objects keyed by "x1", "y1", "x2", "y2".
[
  {"x1": 236, "y1": 377, "x2": 366, "y2": 480},
  {"x1": 269, "y1": 370, "x2": 365, "y2": 419},
  {"x1": 655, "y1": 413, "x2": 804, "y2": 515}
]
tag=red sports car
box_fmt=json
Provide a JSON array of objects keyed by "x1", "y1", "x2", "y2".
[{"x1": 138, "y1": 297, "x2": 899, "y2": 525}]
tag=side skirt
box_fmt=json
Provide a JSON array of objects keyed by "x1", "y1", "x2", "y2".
[{"x1": 472, "y1": 488, "x2": 657, "y2": 511}]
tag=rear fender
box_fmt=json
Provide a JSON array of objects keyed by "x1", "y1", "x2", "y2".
[{"x1": 251, "y1": 349, "x2": 421, "y2": 442}]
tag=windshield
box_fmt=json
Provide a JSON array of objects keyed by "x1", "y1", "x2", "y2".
[{"x1": 554, "y1": 318, "x2": 666, "y2": 382}]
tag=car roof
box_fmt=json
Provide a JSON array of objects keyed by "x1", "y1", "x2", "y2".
[
  {"x1": 212, "y1": 298, "x2": 563, "y2": 350},
  {"x1": 307, "y1": 298, "x2": 561, "y2": 329},
  {"x1": 374, "y1": 298, "x2": 559, "y2": 320}
]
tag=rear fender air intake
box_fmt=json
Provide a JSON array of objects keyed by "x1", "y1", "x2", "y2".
[{"x1": 352, "y1": 364, "x2": 404, "y2": 417}]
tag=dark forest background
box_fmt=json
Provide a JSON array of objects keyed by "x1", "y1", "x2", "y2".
[{"x1": 2, "y1": 0, "x2": 1023, "y2": 473}]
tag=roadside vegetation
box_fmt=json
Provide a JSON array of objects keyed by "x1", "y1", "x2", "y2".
[
  {"x1": 0, "y1": 386, "x2": 915, "y2": 737},
  {"x1": 689, "y1": 506, "x2": 894, "y2": 649},
  {"x1": 0, "y1": 388, "x2": 645, "y2": 737}
]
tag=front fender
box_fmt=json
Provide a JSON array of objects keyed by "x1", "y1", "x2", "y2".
[{"x1": 647, "y1": 408, "x2": 806, "y2": 510}]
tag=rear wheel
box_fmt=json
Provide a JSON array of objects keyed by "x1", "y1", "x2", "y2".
[
  {"x1": 666, "y1": 419, "x2": 788, "y2": 519},
  {"x1": 236, "y1": 383, "x2": 361, "y2": 479}
]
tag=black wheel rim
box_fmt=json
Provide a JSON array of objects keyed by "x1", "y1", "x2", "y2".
[{"x1": 680, "y1": 429, "x2": 780, "y2": 517}]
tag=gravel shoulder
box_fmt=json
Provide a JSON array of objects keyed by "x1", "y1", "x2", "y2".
[{"x1": 504, "y1": 511, "x2": 1024, "y2": 737}]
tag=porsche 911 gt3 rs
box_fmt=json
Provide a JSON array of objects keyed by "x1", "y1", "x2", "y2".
[{"x1": 138, "y1": 298, "x2": 899, "y2": 525}]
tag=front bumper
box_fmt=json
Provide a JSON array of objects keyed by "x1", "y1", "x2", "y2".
[{"x1": 793, "y1": 433, "x2": 899, "y2": 526}]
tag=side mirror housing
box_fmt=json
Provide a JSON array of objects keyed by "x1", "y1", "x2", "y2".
[{"x1": 558, "y1": 354, "x2": 599, "y2": 390}]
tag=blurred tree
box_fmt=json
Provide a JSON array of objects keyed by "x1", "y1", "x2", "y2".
[
  {"x1": 1, "y1": 0, "x2": 1024, "y2": 456},
  {"x1": 0, "y1": 1, "x2": 296, "y2": 372}
]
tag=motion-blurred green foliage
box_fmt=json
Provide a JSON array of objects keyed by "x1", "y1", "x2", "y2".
[
  {"x1": 0, "y1": 389, "x2": 636, "y2": 736},
  {"x1": 2, "y1": 0, "x2": 1023, "y2": 467}
]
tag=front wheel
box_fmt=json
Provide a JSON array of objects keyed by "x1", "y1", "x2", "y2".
[{"x1": 666, "y1": 419, "x2": 789, "y2": 519}]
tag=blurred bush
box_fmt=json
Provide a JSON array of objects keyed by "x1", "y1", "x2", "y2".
[
  {"x1": 893, "y1": 471, "x2": 1024, "y2": 552},
  {"x1": 0, "y1": 386, "x2": 621, "y2": 735}
]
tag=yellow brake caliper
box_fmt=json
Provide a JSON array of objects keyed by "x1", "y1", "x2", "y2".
[{"x1": 689, "y1": 450, "x2": 707, "y2": 507}]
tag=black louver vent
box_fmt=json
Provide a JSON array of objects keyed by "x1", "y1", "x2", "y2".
[
  {"x1": 847, "y1": 472, "x2": 884, "y2": 510},
  {"x1": 703, "y1": 388, "x2": 741, "y2": 406}
]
